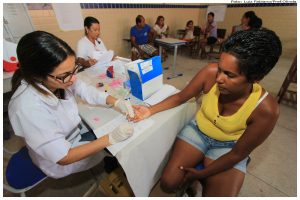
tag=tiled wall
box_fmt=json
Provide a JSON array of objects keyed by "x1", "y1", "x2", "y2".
[{"x1": 26, "y1": 3, "x2": 296, "y2": 58}]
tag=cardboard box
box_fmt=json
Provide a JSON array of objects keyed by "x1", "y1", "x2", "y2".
[
  {"x1": 99, "y1": 168, "x2": 133, "y2": 197},
  {"x1": 126, "y1": 56, "x2": 163, "y2": 101}
]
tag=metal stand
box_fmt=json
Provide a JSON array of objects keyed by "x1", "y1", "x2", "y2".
[
  {"x1": 159, "y1": 46, "x2": 169, "y2": 70},
  {"x1": 167, "y1": 46, "x2": 183, "y2": 79}
]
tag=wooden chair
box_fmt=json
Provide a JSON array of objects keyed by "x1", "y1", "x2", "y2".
[
  {"x1": 178, "y1": 26, "x2": 201, "y2": 57},
  {"x1": 190, "y1": 26, "x2": 201, "y2": 57},
  {"x1": 207, "y1": 28, "x2": 227, "y2": 60},
  {"x1": 277, "y1": 56, "x2": 297, "y2": 107},
  {"x1": 176, "y1": 29, "x2": 186, "y2": 39}
]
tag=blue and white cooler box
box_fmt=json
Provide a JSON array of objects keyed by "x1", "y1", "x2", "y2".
[{"x1": 126, "y1": 56, "x2": 163, "y2": 101}]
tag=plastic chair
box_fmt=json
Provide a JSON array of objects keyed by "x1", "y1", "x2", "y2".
[
  {"x1": 4, "y1": 146, "x2": 101, "y2": 197},
  {"x1": 4, "y1": 146, "x2": 47, "y2": 197}
]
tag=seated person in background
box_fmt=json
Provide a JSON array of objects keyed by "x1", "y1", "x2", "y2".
[
  {"x1": 182, "y1": 20, "x2": 195, "y2": 42},
  {"x1": 199, "y1": 12, "x2": 217, "y2": 59},
  {"x1": 130, "y1": 15, "x2": 158, "y2": 61},
  {"x1": 231, "y1": 11, "x2": 256, "y2": 34},
  {"x1": 153, "y1": 15, "x2": 169, "y2": 39},
  {"x1": 9, "y1": 31, "x2": 134, "y2": 178},
  {"x1": 153, "y1": 15, "x2": 169, "y2": 61},
  {"x1": 131, "y1": 28, "x2": 282, "y2": 196},
  {"x1": 76, "y1": 16, "x2": 112, "y2": 68}
]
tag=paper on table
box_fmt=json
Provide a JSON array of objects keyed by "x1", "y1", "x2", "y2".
[
  {"x1": 144, "y1": 84, "x2": 178, "y2": 106},
  {"x1": 93, "y1": 50, "x2": 114, "y2": 67},
  {"x1": 93, "y1": 115, "x2": 154, "y2": 156}
]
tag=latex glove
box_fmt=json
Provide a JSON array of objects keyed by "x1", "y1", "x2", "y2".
[
  {"x1": 108, "y1": 123, "x2": 134, "y2": 145},
  {"x1": 114, "y1": 99, "x2": 135, "y2": 118}
]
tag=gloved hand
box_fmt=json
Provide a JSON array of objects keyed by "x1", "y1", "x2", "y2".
[
  {"x1": 114, "y1": 99, "x2": 135, "y2": 118},
  {"x1": 108, "y1": 123, "x2": 134, "y2": 145}
]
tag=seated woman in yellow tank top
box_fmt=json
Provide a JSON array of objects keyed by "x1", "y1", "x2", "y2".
[{"x1": 130, "y1": 28, "x2": 282, "y2": 196}]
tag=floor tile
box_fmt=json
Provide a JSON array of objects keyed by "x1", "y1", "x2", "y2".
[{"x1": 247, "y1": 125, "x2": 296, "y2": 196}]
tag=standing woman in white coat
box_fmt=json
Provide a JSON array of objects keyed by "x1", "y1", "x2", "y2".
[
  {"x1": 9, "y1": 31, "x2": 133, "y2": 178},
  {"x1": 76, "y1": 16, "x2": 111, "y2": 68}
]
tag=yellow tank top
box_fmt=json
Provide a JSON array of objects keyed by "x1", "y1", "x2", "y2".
[{"x1": 196, "y1": 83, "x2": 262, "y2": 141}]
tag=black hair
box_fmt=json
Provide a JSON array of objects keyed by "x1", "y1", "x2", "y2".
[
  {"x1": 249, "y1": 16, "x2": 262, "y2": 29},
  {"x1": 84, "y1": 16, "x2": 99, "y2": 28},
  {"x1": 84, "y1": 16, "x2": 99, "y2": 35},
  {"x1": 208, "y1": 12, "x2": 214, "y2": 17},
  {"x1": 136, "y1": 15, "x2": 144, "y2": 25},
  {"x1": 221, "y1": 28, "x2": 282, "y2": 82},
  {"x1": 186, "y1": 20, "x2": 193, "y2": 27},
  {"x1": 156, "y1": 15, "x2": 164, "y2": 25},
  {"x1": 12, "y1": 31, "x2": 75, "y2": 95},
  {"x1": 243, "y1": 11, "x2": 256, "y2": 19}
]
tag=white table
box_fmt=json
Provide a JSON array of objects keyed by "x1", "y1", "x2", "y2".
[
  {"x1": 155, "y1": 38, "x2": 186, "y2": 79},
  {"x1": 115, "y1": 102, "x2": 196, "y2": 196},
  {"x1": 76, "y1": 61, "x2": 197, "y2": 196}
]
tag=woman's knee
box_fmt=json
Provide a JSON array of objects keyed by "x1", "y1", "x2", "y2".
[
  {"x1": 160, "y1": 177, "x2": 179, "y2": 193},
  {"x1": 160, "y1": 171, "x2": 182, "y2": 193}
]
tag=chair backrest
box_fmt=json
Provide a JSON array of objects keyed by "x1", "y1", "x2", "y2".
[
  {"x1": 6, "y1": 146, "x2": 47, "y2": 189},
  {"x1": 217, "y1": 29, "x2": 226, "y2": 39},
  {"x1": 176, "y1": 29, "x2": 186, "y2": 39},
  {"x1": 193, "y1": 26, "x2": 201, "y2": 36}
]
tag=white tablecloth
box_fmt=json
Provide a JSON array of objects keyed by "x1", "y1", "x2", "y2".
[
  {"x1": 115, "y1": 101, "x2": 196, "y2": 196},
  {"x1": 77, "y1": 58, "x2": 197, "y2": 196}
]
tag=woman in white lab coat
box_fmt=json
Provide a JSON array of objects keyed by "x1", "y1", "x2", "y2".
[
  {"x1": 9, "y1": 31, "x2": 133, "y2": 178},
  {"x1": 76, "y1": 16, "x2": 110, "y2": 68}
]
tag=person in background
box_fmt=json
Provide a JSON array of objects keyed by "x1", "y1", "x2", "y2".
[
  {"x1": 9, "y1": 31, "x2": 134, "y2": 179},
  {"x1": 76, "y1": 16, "x2": 112, "y2": 68},
  {"x1": 182, "y1": 20, "x2": 195, "y2": 42},
  {"x1": 130, "y1": 15, "x2": 158, "y2": 61},
  {"x1": 153, "y1": 15, "x2": 169, "y2": 61},
  {"x1": 131, "y1": 29, "x2": 282, "y2": 196},
  {"x1": 154, "y1": 15, "x2": 169, "y2": 39},
  {"x1": 199, "y1": 12, "x2": 217, "y2": 59},
  {"x1": 231, "y1": 11, "x2": 256, "y2": 34}
]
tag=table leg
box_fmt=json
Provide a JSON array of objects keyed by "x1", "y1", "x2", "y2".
[
  {"x1": 159, "y1": 45, "x2": 162, "y2": 57},
  {"x1": 167, "y1": 45, "x2": 183, "y2": 79},
  {"x1": 159, "y1": 45, "x2": 169, "y2": 70}
]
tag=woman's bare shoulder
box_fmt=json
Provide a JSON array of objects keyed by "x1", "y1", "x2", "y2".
[
  {"x1": 200, "y1": 63, "x2": 218, "y2": 93},
  {"x1": 251, "y1": 92, "x2": 280, "y2": 123}
]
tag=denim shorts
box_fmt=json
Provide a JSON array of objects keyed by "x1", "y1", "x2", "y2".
[{"x1": 177, "y1": 120, "x2": 249, "y2": 173}]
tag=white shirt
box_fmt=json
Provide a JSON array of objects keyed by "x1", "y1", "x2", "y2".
[
  {"x1": 8, "y1": 78, "x2": 109, "y2": 178},
  {"x1": 184, "y1": 29, "x2": 194, "y2": 40},
  {"x1": 76, "y1": 36, "x2": 107, "y2": 60},
  {"x1": 153, "y1": 24, "x2": 168, "y2": 39}
]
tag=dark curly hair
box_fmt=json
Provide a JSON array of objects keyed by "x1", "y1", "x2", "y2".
[{"x1": 221, "y1": 28, "x2": 282, "y2": 82}]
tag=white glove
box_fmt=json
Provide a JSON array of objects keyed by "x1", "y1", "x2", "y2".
[
  {"x1": 114, "y1": 99, "x2": 135, "y2": 118},
  {"x1": 108, "y1": 123, "x2": 134, "y2": 145}
]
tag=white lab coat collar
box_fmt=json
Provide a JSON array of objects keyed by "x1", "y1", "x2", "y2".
[{"x1": 12, "y1": 80, "x2": 59, "y2": 106}]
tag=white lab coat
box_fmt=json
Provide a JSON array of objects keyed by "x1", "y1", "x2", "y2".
[
  {"x1": 76, "y1": 36, "x2": 107, "y2": 60},
  {"x1": 8, "y1": 78, "x2": 109, "y2": 178}
]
